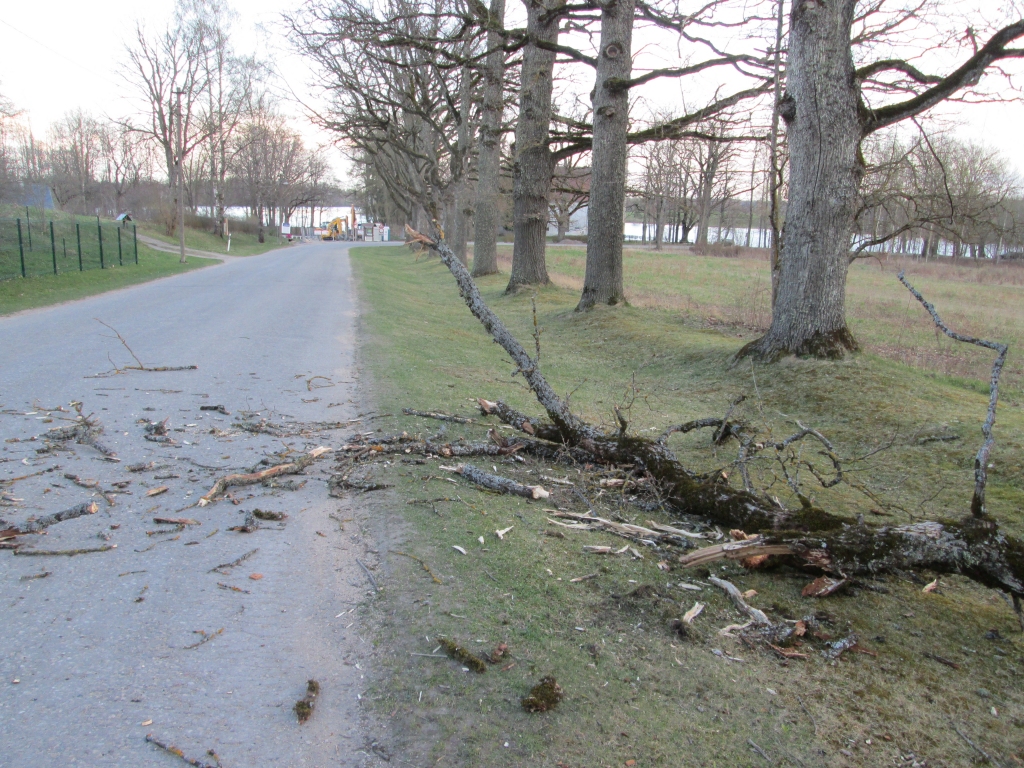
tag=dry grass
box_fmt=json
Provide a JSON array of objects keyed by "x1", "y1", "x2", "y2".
[{"x1": 498, "y1": 244, "x2": 1024, "y2": 391}]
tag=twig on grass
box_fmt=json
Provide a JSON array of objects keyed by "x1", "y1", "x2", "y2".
[
  {"x1": 391, "y1": 550, "x2": 443, "y2": 584},
  {"x1": 709, "y1": 575, "x2": 771, "y2": 626},
  {"x1": 952, "y1": 721, "x2": 1004, "y2": 768},
  {"x1": 402, "y1": 408, "x2": 477, "y2": 424},
  {"x1": 356, "y1": 558, "x2": 380, "y2": 591}
]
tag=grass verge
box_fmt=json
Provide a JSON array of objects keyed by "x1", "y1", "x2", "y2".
[
  {"x1": 351, "y1": 246, "x2": 1024, "y2": 768},
  {"x1": 137, "y1": 222, "x2": 293, "y2": 257},
  {"x1": 0, "y1": 245, "x2": 217, "y2": 315}
]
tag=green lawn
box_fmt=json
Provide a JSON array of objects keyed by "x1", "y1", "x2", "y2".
[
  {"x1": 0, "y1": 244, "x2": 217, "y2": 315},
  {"x1": 350, "y1": 245, "x2": 1024, "y2": 768},
  {"x1": 508, "y1": 243, "x2": 1024, "y2": 390},
  {"x1": 137, "y1": 221, "x2": 293, "y2": 257}
]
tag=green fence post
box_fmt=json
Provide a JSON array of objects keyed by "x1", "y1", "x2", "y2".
[
  {"x1": 98, "y1": 220, "x2": 104, "y2": 269},
  {"x1": 17, "y1": 218, "x2": 26, "y2": 278},
  {"x1": 50, "y1": 220, "x2": 57, "y2": 275},
  {"x1": 25, "y1": 207, "x2": 32, "y2": 250},
  {"x1": 76, "y1": 223, "x2": 83, "y2": 271},
  {"x1": 133, "y1": 224, "x2": 138, "y2": 264},
  {"x1": 117, "y1": 226, "x2": 123, "y2": 266}
]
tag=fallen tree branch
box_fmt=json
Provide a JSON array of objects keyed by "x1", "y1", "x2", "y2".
[
  {"x1": 42, "y1": 402, "x2": 117, "y2": 458},
  {"x1": 443, "y1": 463, "x2": 550, "y2": 499},
  {"x1": 678, "y1": 537, "x2": 796, "y2": 568},
  {"x1": 199, "y1": 447, "x2": 331, "y2": 505},
  {"x1": 144, "y1": 735, "x2": 221, "y2": 768},
  {"x1": 899, "y1": 271, "x2": 1008, "y2": 518},
  {"x1": 93, "y1": 320, "x2": 197, "y2": 376},
  {"x1": 14, "y1": 544, "x2": 116, "y2": 556},
  {"x1": 403, "y1": 408, "x2": 477, "y2": 424},
  {"x1": 411, "y1": 228, "x2": 1024, "y2": 605},
  {"x1": 547, "y1": 510, "x2": 703, "y2": 547},
  {"x1": 14, "y1": 501, "x2": 98, "y2": 533}
]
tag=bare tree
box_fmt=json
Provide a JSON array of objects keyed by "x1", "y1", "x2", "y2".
[
  {"x1": 471, "y1": 0, "x2": 508, "y2": 276},
  {"x1": 741, "y1": 5, "x2": 1024, "y2": 360},
  {"x1": 122, "y1": 0, "x2": 212, "y2": 245},
  {"x1": 549, "y1": 155, "x2": 589, "y2": 241},
  {"x1": 506, "y1": 0, "x2": 563, "y2": 291},
  {"x1": 48, "y1": 111, "x2": 102, "y2": 213}
]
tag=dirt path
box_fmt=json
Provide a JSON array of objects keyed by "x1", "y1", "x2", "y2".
[{"x1": 0, "y1": 241, "x2": 389, "y2": 767}]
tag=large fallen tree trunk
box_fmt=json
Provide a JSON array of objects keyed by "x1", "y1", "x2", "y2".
[{"x1": 406, "y1": 226, "x2": 1024, "y2": 600}]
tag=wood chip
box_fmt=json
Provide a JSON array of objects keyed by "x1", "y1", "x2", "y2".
[
  {"x1": 682, "y1": 601, "x2": 705, "y2": 624},
  {"x1": 146, "y1": 486, "x2": 169, "y2": 497},
  {"x1": 801, "y1": 576, "x2": 846, "y2": 597}
]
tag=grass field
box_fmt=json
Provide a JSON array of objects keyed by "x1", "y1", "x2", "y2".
[
  {"x1": 506, "y1": 243, "x2": 1024, "y2": 391},
  {"x1": 137, "y1": 221, "x2": 293, "y2": 257},
  {"x1": 350, "y1": 245, "x2": 1024, "y2": 768},
  {"x1": 0, "y1": 244, "x2": 217, "y2": 315}
]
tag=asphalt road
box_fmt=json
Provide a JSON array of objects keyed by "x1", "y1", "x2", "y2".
[{"x1": 0, "y1": 241, "x2": 388, "y2": 767}]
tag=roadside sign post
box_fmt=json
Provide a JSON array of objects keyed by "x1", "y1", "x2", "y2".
[{"x1": 50, "y1": 221, "x2": 57, "y2": 275}]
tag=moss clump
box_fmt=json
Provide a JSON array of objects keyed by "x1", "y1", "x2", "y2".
[
  {"x1": 522, "y1": 676, "x2": 564, "y2": 713},
  {"x1": 294, "y1": 679, "x2": 320, "y2": 723},
  {"x1": 252, "y1": 509, "x2": 287, "y2": 521},
  {"x1": 439, "y1": 637, "x2": 487, "y2": 673}
]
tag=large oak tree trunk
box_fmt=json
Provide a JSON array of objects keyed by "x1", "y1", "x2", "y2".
[
  {"x1": 506, "y1": 0, "x2": 562, "y2": 292},
  {"x1": 740, "y1": 0, "x2": 861, "y2": 360},
  {"x1": 576, "y1": 0, "x2": 634, "y2": 310},
  {"x1": 472, "y1": 0, "x2": 507, "y2": 277}
]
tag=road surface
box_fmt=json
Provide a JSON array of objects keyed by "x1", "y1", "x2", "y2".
[{"x1": 0, "y1": 241, "x2": 389, "y2": 767}]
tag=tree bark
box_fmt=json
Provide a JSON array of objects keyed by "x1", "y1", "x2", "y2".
[
  {"x1": 506, "y1": 0, "x2": 562, "y2": 292},
  {"x1": 576, "y1": 0, "x2": 634, "y2": 310},
  {"x1": 472, "y1": 0, "x2": 507, "y2": 277},
  {"x1": 739, "y1": 0, "x2": 861, "y2": 360},
  {"x1": 451, "y1": 63, "x2": 474, "y2": 267}
]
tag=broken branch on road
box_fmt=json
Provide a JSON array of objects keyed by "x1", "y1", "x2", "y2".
[
  {"x1": 199, "y1": 447, "x2": 331, "y2": 506},
  {"x1": 91, "y1": 320, "x2": 198, "y2": 377}
]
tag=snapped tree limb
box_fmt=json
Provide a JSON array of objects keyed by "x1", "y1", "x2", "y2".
[{"x1": 408, "y1": 227, "x2": 1024, "y2": 602}]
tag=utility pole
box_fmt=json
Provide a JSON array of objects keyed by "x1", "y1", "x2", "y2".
[{"x1": 175, "y1": 89, "x2": 187, "y2": 264}]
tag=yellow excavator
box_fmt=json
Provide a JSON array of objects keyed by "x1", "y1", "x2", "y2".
[{"x1": 321, "y1": 217, "x2": 346, "y2": 240}]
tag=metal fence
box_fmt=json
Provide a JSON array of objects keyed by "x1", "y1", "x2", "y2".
[{"x1": 0, "y1": 214, "x2": 138, "y2": 281}]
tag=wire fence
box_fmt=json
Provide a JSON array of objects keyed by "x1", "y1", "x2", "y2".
[{"x1": 0, "y1": 212, "x2": 138, "y2": 281}]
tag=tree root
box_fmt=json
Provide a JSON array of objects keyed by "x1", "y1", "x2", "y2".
[{"x1": 411, "y1": 226, "x2": 1024, "y2": 605}]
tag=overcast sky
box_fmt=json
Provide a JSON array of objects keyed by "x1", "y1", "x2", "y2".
[{"x1": 3, "y1": 0, "x2": 1024, "y2": 181}]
